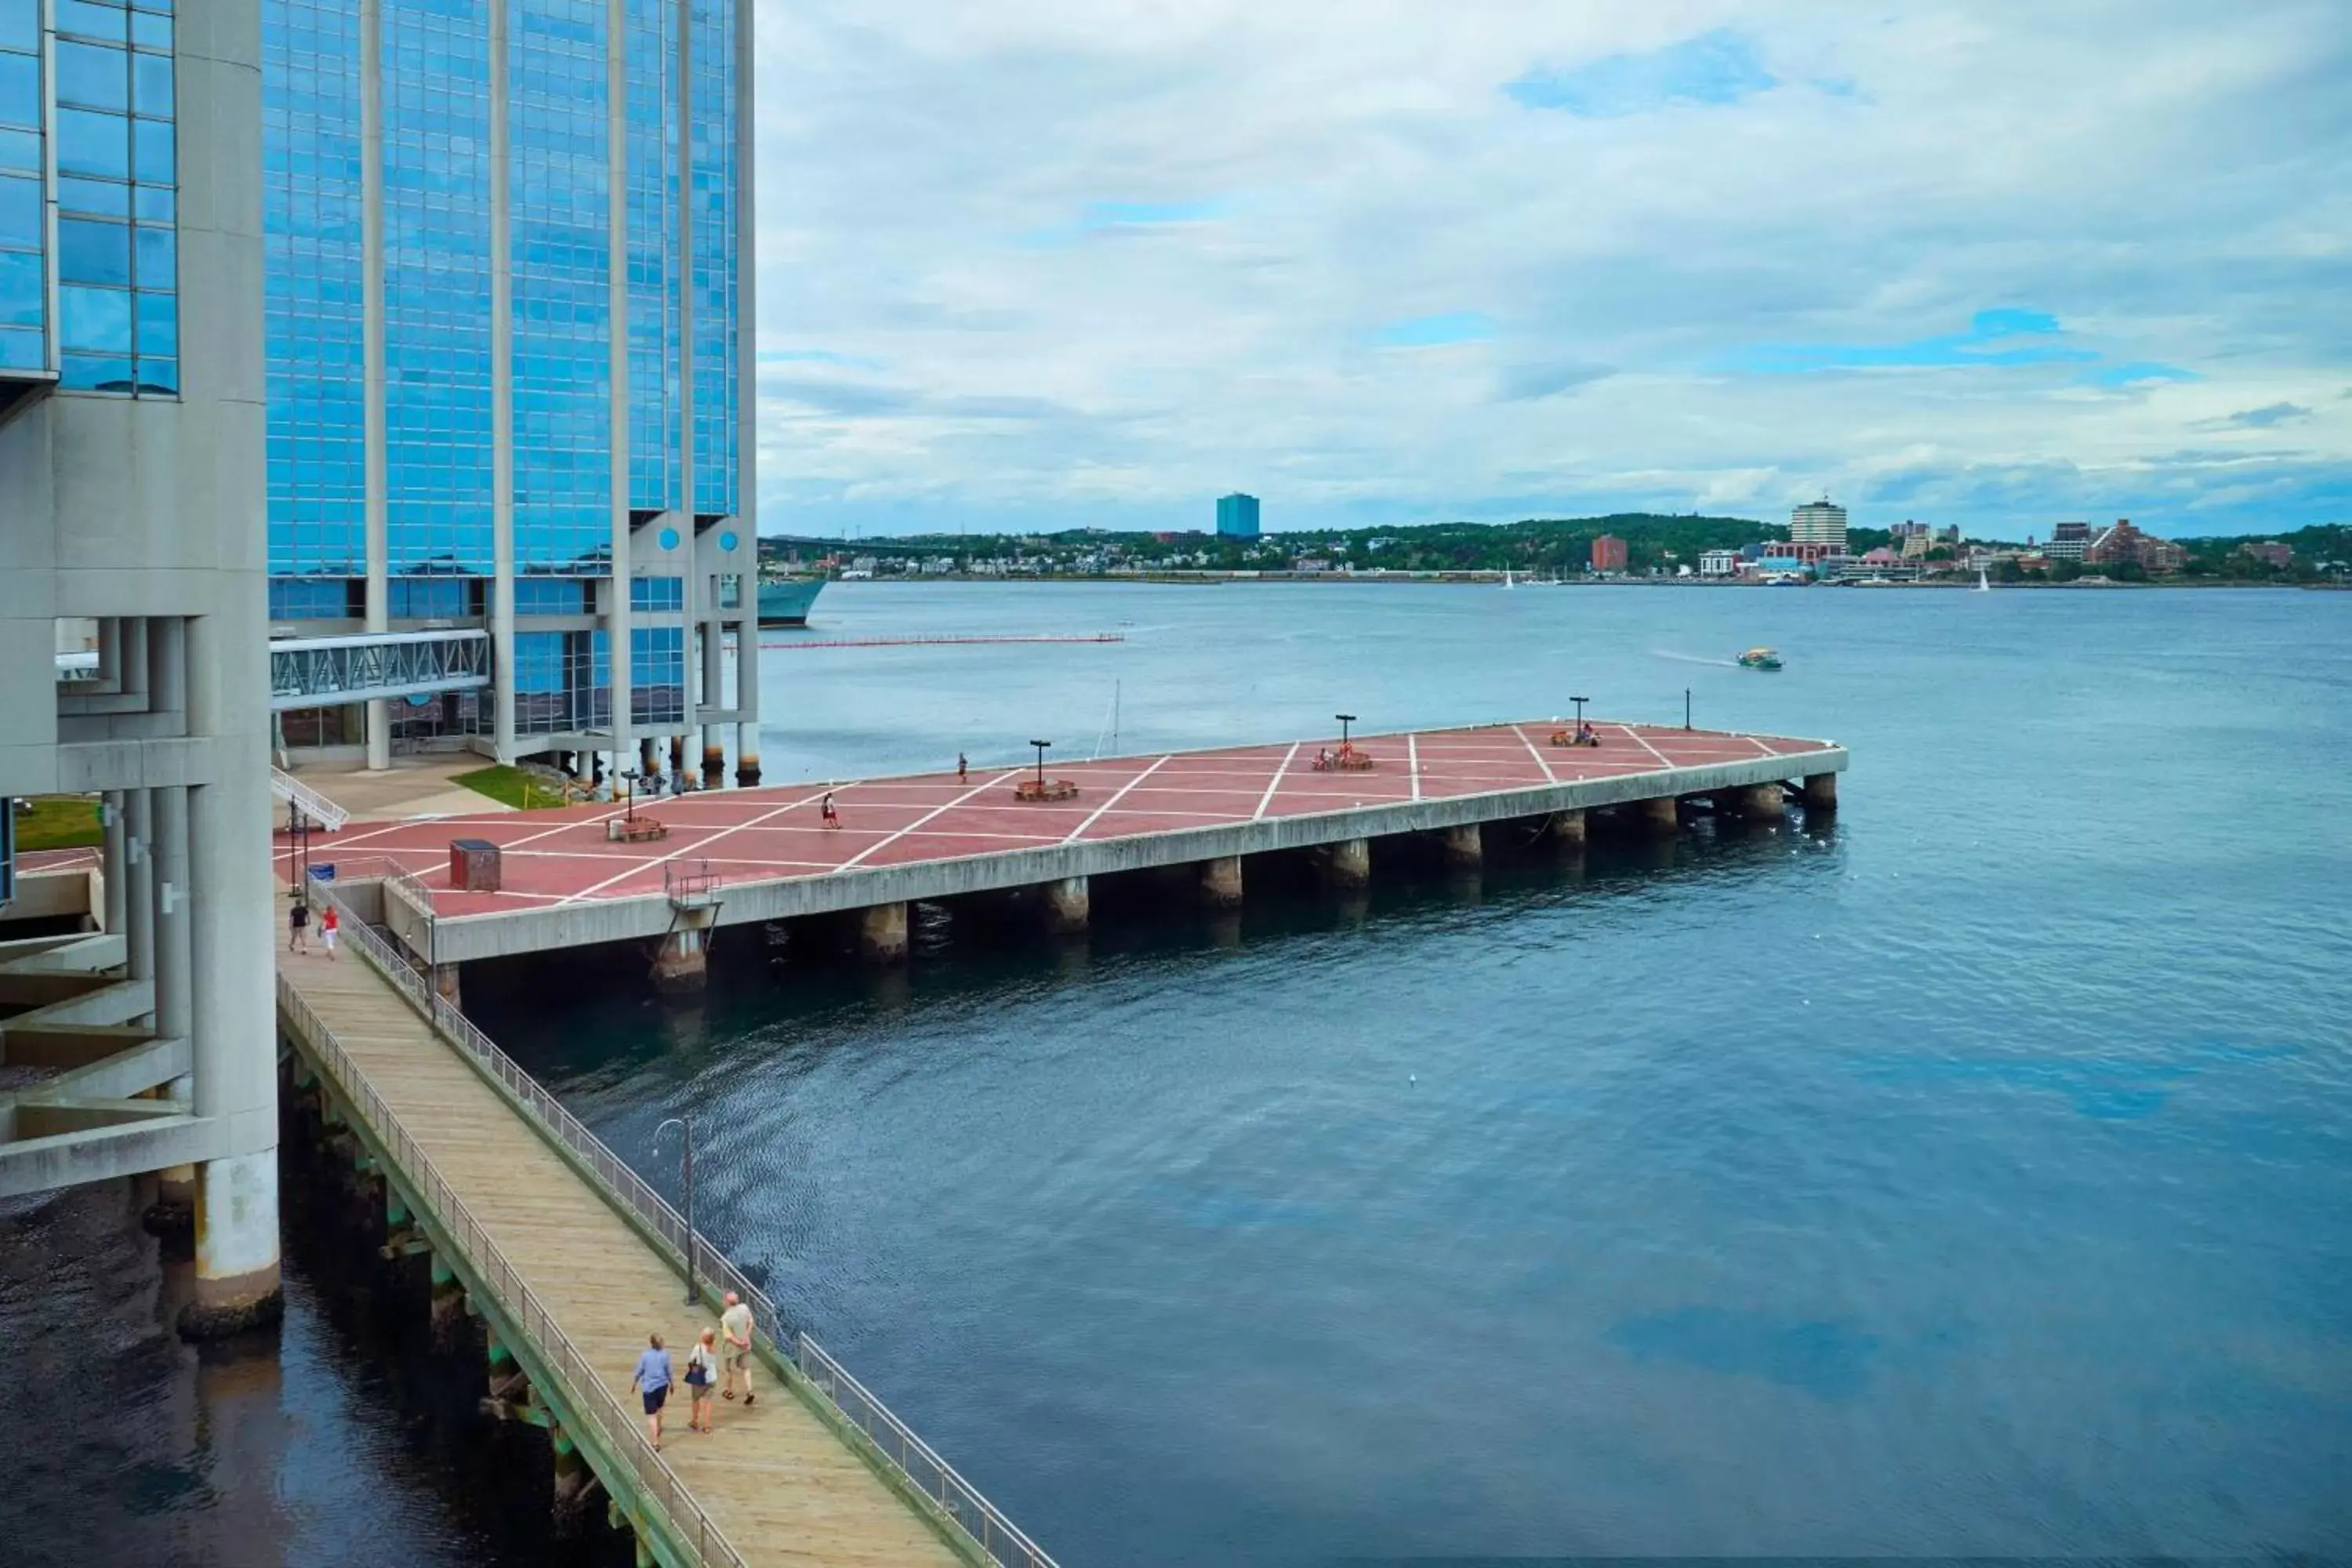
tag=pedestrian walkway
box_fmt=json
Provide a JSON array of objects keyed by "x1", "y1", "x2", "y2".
[{"x1": 278, "y1": 926, "x2": 969, "y2": 1567}]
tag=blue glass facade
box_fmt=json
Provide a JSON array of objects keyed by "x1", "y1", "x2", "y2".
[
  {"x1": 623, "y1": 0, "x2": 678, "y2": 514},
  {"x1": 1, "y1": 0, "x2": 177, "y2": 390},
  {"x1": 262, "y1": 0, "x2": 364, "y2": 575},
  {"x1": 688, "y1": 0, "x2": 733, "y2": 516}
]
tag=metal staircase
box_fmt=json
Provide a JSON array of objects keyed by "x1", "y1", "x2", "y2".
[{"x1": 270, "y1": 768, "x2": 350, "y2": 833}]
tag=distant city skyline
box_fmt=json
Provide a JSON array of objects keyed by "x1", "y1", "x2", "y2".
[{"x1": 750, "y1": 3, "x2": 2347, "y2": 541}]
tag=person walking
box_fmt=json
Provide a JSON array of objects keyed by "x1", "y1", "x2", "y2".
[
  {"x1": 684, "y1": 1328, "x2": 719, "y2": 1433},
  {"x1": 319, "y1": 902, "x2": 339, "y2": 961},
  {"x1": 821, "y1": 792, "x2": 840, "y2": 829},
  {"x1": 633, "y1": 1331, "x2": 675, "y2": 1449},
  {"x1": 956, "y1": 753, "x2": 967, "y2": 784},
  {"x1": 720, "y1": 1290, "x2": 756, "y2": 1406},
  {"x1": 287, "y1": 896, "x2": 310, "y2": 953}
]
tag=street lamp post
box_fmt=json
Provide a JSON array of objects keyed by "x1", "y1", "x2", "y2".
[
  {"x1": 1029, "y1": 739, "x2": 1051, "y2": 790},
  {"x1": 1335, "y1": 713, "x2": 1356, "y2": 751},
  {"x1": 652, "y1": 1116, "x2": 698, "y2": 1305},
  {"x1": 1571, "y1": 695, "x2": 1588, "y2": 735},
  {"x1": 1685, "y1": 688, "x2": 1692, "y2": 730},
  {"x1": 619, "y1": 768, "x2": 641, "y2": 823}
]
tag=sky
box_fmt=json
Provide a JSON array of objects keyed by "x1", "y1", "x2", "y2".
[{"x1": 750, "y1": 1, "x2": 2352, "y2": 539}]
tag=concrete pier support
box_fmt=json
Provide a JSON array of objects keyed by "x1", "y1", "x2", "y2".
[
  {"x1": 858, "y1": 902, "x2": 909, "y2": 962},
  {"x1": 1441, "y1": 823, "x2": 1482, "y2": 868},
  {"x1": 1725, "y1": 782, "x2": 1785, "y2": 822},
  {"x1": 1803, "y1": 772, "x2": 1838, "y2": 812},
  {"x1": 652, "y1": 924, "x2": 710, "y2": 992},
  {"x1": 179, "y1": 1149, "x2": 285, "y2": 1338},
  {"x1": 1550, "y1": 808, "x2": 1587, "y2": 851},
  {"x1": 1198, "y1": 855, "x2": 1244, "y2": 909},
  {"x1": 1042, "y1": 877, "x2": 1091, "y2": 934},
  {"x1": 432, "y1": 963, "x2": 463, "y2": 1008},
  {"x1": 1635, "y1": 795, "x2": 1680, "y2": 836},
  {"x1": 1326, "y1": 837, "x2": 1372, "y2": 887},
  {"x1": 702, "y1": 738, "x2": 727, "y2": 787}
]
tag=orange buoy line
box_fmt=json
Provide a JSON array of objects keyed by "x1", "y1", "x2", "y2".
[{"x1": 758, "y1": 633, "x2": 1126, "y2": 650}]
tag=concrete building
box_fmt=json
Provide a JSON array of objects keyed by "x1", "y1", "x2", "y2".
[
  {"x1": 261, "y1": 0, "x2": 762, "y2": 787},
  {"x1": 2, "y1": 0, "x2": 282, "y2": 1334},
  {"x1": 2085, "y1": 519, "x2": 2187, "y2": 575},
  {"x1": 1216, "y1": 492, "x2": 1261, "y2": 539},
  {"x1": 1590, "y1": 534, "x2": 1628, "y2": 573},
  {"x1": 2240, "y1": 540, "x2": 2293, "y2": 568},
  {"x1": 2044, "y1": 521, "x2": 2091, "y2": 563},
  {"x1": 1790, "y1": 498, "x2": 1849, "y2": 550},
  {"x1": 1699, "y1": 549, "x2": 1739, "y2": 577}
]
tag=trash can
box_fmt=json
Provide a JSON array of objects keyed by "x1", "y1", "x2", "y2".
[
  {"x1": 448, "y1": 838, "x2": 501, "y2": 893},
  {"x1": 307, "y1": 863, "x2": 336, "y2": 883}
]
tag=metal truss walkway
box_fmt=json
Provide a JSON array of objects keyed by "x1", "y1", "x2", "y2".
[{"x1": 270, "y1": 629, "x2": 491, "y2": 711}]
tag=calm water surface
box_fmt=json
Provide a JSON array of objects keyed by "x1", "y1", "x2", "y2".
[{"x1": 13, "y1": 582, "x2": 2352, "y2": 1563}]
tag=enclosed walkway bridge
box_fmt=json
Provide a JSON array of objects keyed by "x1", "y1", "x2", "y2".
[
  {"x1": 270, "y1": 628, "x2": 491, "y2": 711},
  {"x1": 277, "y1": 877, "x2": 1056, "y2": 1568}
]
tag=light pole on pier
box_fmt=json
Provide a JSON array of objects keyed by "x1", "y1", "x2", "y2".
[
  {"x1": 1571, "y1": 695, "x2": 1588, "y2": 735},
  {"x1": 1029, "y1": 739, "x2": 1051, "y2": 790},
  {"x1": 653, "y1": 1116, "x2": 698, "y2": 1305},
  {"x1": 1335, "y1": 713, "x2": 1356, "y2": 751}
]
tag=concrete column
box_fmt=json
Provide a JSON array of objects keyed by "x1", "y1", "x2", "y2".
[
  {"x1": 434, "y1": 963, "x2": 463, "y2": 1007},
  {"x1": 125, "y1": 788, "x2": 154, "y2": 989},
  {"x1": 639, "y1": 736, "x2": 659, "y2": 782},
  {"x1": 359, "y1": 0, "x2": 390, "y2": 771},
  {"x1": 734, "y1": 632, "x2": 760, "y2": 786},
  {"x1": 700, "y1": 626, "x2": 726, "y2": 783},
  {"x1": 487, "y1": 0, "x2": 517, "y2": 761},
  {"x1": 667, "y1": 734, "x2": 686, "y2": 783},
  {"x1": 1550, "y1": 808, "x2": 1587, "y2": 851},
  {"x1": 1441, "y1": 823, "x2": 1482, "y2": 868},
  {"x1": 1198, "y1": 855, "x2": 1243, "y2": 908},
  {"x1": 1327, "y1": 837, "x2": 1371, "y2": 887},
  {"x1": 1725, "y1": 783, "x2": 1785, "y2": 821},
  {"x1": 652, "y1": 925, "x2": 707, "y2": 991},
  {"x1": 1803, "y1": 773, "x2": 1838, "y2": 811},
  {"x1": 1041, "y1": 876, "x2": 1090, "y2": 934},
  {"x1": 858, "y1": 902, "x2": 909, "y2": 963},
  {"x1": 101, "y1": 790, "x2": 127, "y2": 936},
  {"x1": 1635, "y1": 795, "x2": 1680, "y2": 836}
]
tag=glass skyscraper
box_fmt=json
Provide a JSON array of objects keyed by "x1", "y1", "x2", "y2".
[{"x1": 258, "y1": 0, "x2": 760, "y2": 782}]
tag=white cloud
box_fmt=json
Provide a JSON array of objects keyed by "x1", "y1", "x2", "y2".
[{"x1": 750, "y1": 0, "x2": 2352, "y2": 535}]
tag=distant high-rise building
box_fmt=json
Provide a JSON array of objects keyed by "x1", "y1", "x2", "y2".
[
  {"x1": 1791, "y1": 498, "x2": 1849, "y2": 550},
  {"x1": 1216, "y1": 493, "x2": 1261, "y2": 539},
  {"x1": 2045, "y1": 521, "x2": 2092, "y2": 563},
  {"x1": 1590, "y1": 534, "x2": 1628, "y2": 572},
  {"x1": 260, "y1": 0, "x2": 761, "y2": 784}
]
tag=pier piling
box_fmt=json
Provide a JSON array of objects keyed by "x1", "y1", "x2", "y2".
[
  {"x1": 1325, "y1": 837, "x2": 1372, "y2": 888},
  {"x1": 1442, "y1": 824, "x2": 1483, "y2": 868},
  {"x1": 1042, "y1": 877, "x2": 1091, "y2": 935},
  {"x1": 1198, "y1": 856, "x2": 1245, "y2": 908},
  {"x1": 858, "y1": 902, "x2": 910, "y2": 962}
]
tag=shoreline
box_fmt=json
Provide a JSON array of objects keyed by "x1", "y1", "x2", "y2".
[{"x1": 793, "y1": 574, "x2": 2339, "y2": 591}]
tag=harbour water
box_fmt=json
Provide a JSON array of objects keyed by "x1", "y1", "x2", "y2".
[{"x1": 7, "y1": 581, "x2": 2350, "y2": 1563}]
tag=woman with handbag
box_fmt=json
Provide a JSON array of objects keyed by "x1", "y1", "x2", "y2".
[{"x1": 684, "y1": 1327, "x2": 720, "y2": 1433}]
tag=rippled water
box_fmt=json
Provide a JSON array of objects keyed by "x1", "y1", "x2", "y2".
[{"x1": 9, "y1": 581, "x2": 2349, "y2": 1564}]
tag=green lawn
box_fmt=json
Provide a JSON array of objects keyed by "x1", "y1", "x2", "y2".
[
  {"x1": 12, "y1": 794, "x2": 103, "y2": 851},
  {"x1": 452, "y1": 764, "x2": 573, "y2": 811}
]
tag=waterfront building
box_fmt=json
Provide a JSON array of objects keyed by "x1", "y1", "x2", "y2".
[
  {"x1": 1, "y1": 0, "x2": 283, "y2": 1330},
  {"x1": 2085, "y1": 519, "x2": 2187, "y2": 575},
  {"x1": 1216, "y1": 492, "x2": 1261, "y2": 539},
  {"x1": 1590, "y1": 534, "x2": 1628, "y2": 573},
  {"x1": 2240, "y1": 541, "x2": 2293, "y2": 568},
  {"x1": 1699, "y1": 549, "x2": 1739, "y2": 577},
  {"x1": 1790, "y1": 497, "x2": 1849, "y2": 550},
  {"x1": 261, "y1": 0, "x2": 762, "y2": 785}
]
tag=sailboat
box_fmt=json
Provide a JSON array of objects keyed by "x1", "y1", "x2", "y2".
[
  {"x1": 1976, "y1": 565, "x2": 1991, "y2": 592},
  {"x1": 1502, "y1": 570, "x2": 1515, "y2": 590}
]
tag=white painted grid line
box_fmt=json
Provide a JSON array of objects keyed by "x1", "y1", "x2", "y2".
[
  {"x1": 1510, "y1": 724, "x2": 1560, "y2": 785},
  {"x1": 1254, "y1": 742, "x2": 1303, "y2": 820},
  {"x1": 1620, "y1": 724, "x2": 1675, "y2": 770},
  {"x1": 558, "y1": 784, "x2": 840, "y2": 903},
  {"x1": 1407, "y1": 732, "x2": 1421, "y2": 801},
  {"x1": 1065, "y1": 755, "x2": 1173, "y2": 843},
  {"x1": 837, "y1": 769, "x2": 1027, "y2": 870}
]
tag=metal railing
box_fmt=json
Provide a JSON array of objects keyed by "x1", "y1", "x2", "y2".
[
  {"x1": 276, "y1": 970, "x2": 753, "y2": 1568},
  {"x1": 271, "y1": 766, "x2": 352, "y2": 833},
  {"x1": 665, "y1": 858, "x2": 721, "y2": 907},
  {"x1": 298, "y1": 873, "x2": 1058, "y2": 1568},
  {"x1": 270, "y1": 626, "x2": 492, "y2": 711}
]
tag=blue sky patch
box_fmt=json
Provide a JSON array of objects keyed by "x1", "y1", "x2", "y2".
[
  {"x1": 1507, "y1": 29, "x2": 1777, "y2": 118},
  {"x1": 2086, "y1": 361, "x2": 2201, "y2": 388},
  {"x1": 1724, "y1": 308, "x2": 2114, "y2": 375},
  {"x1": 1373, "y1": 311, "x2": 1495, "y2": 349}
]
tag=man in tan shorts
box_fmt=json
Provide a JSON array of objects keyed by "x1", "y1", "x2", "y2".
[{"x1": 720, "y1": 1290, "x2": 756, "y2": 1406}]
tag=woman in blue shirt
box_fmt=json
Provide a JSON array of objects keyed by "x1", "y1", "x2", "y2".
[{"x1": 633, "y1": 1331, "x2": 675, "y2": 1450}]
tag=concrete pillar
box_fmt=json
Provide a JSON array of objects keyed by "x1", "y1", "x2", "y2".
[
  {"x1": 433, "y1": 963, "x2": 463, "y2": 1008},
  {"x1": 1727, "y1": 783, "x2": 1785, "y2": 821},
  {"x1": 1198, "y1": 855, "x2": 1243, "y2": 908},
  {"x1": 668, "y1": 734, "x2": 685, "y2": 783},
  {"x1": 143, "y1": 785, "x2": 198, "y2": 1236},
  {"x1": 653, "y1": 924, "x2": 707, "y2": 992},
  {"x1": 1042, "y1": 876, "x2": 1090, "y2": 934},
  {"x1": 1550, "y1": 808, "x2": 1587, "y2": 851},
  {"x1": 1441, "y1": 823, "x2": 1482, "y2": 868},
  {"x1": 126, "y1": 788, "x2": 155, "y2": 990},
  {"x1": 1803, "y1": 773, "x2": 1837, "y2": 811},
  {"x1": 101, "y1": 790, "x2": 127, "y2": 937},
  {"x1": 858, "y1": 902, "x2": 909, "y2": 962},
  {"x1": 1635, "y1": 795, "x2": 1680, "y2": 836},
  {"x1": 638, "y1": 736, "x2": 659, "y2": 782},
  {"x1": 735, "y1": 633, "x2": 761, "y2": 786},
  {"x1": 701, "y1": 622, "x2": 727, "y2": 784},
  {"x1": 1327, "y1": 837, "x2": 1371, "y2": 887}
]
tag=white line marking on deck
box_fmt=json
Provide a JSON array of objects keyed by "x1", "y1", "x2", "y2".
[
  {"x1": 837, "y1": 769, "x2": 1027, "y2": 869},
  {"x1": 1408, "y1": 732, "x2": 1422, "y2": 800},
  {"x1": 1254, "y1": 743, "x2": 1303, "y2": 820},
  {"x1": 1065, "y1": 755, "x2": 1173, "y2": 842},
  {"x1": 1511, "y1": 724, "x2": 1559, "y2": 784},
  {"x1": 558, "y1": 785, "x2": 840, "y2": 902}
]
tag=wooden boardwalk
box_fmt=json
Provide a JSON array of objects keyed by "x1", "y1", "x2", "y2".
[{"x1": 280, "y1": 938, "x2": 964, "y2": 1567}]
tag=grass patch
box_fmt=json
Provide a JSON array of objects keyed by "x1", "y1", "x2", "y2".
[
  {"x1": 452, "y1": 764, "x2": 574, "y2": 811},
  {"x1": 11, "y1": 795, "x2": 104, "y2": 851}
]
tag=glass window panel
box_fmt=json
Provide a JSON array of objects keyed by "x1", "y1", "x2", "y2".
[
  {"x1": 132, "y1": 117, "x2": 172, "y2": 183},
  {"x1": 0, "y1": 172, "x2": 35, "y2": 248},
  {"x1": 131, "y1": 184, "x2": 172, "y2": 221},
  {"x1": 60, "y1": 285, "x2": 133, "y2": 351},
  {"x1": 60, "y1": 217, "x2": 134, "y2": 285},
  {"x1": 60, "y1": 351, "x2": 133, "y2": 390},
  {"x1": 56, "y1": 0, "x2": 129, "y2": 41},
  {"x1": 133, "y1": 356, "x2": 174, "y2": 394},
  {"x1": 0, "y1": 0, "x2": 35, "y2": 53},
  {"x1": 135, "y1": 289, "x2": 173, "y2": 356},
  {"x1": 0, "y1": 323, "x2": 41, "y2": 369},
  {"x1": 0, "y1": 53, "x2": 36, "y2": 129},
  {"x1": 58, "y1": 175, "x2": 132, "y2": 216},
  {"x1": 134, "y1": 222, "x2": 172, "y2": 289},
  {"x1": 129, "y1": 0, "x2": 170, "y2": 13},
  {"x1": 56, "y1": 108, "x2": 130, "y2": 179},
  {"x1": 129, "y1": 11, "x2": 169, "y2": 49},
  {"x1": 132, "y1": 51, "x2": 172, "y2": 115},
  {"x1": 56, "y1": 42, "x2": 129, "y2": 111},
  {"x1": 0, "y1": 248, "x2": 42, "y2": 325},
  {"x1": 0, "y1": 128, "x2": 35, "y2": 172}
]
